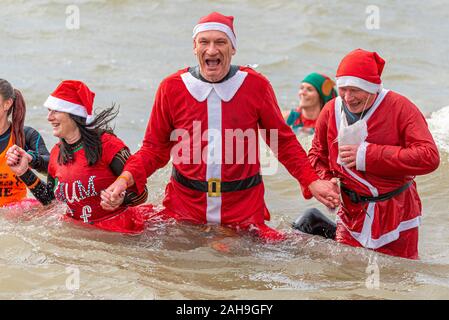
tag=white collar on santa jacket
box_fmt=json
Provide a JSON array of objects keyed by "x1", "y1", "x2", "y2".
[{"x1": 181, "y1": 69, "x2": 248, "y2": 102}]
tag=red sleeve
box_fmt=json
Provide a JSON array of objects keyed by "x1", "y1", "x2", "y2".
[
  {"x1": 364, "y1": 99, "x2": 440, "y2": 176},
  {"x1": 308, "y1": 102, "x2": 335, "y2": 180},
  {"x1": 101, "y1": 133, "x2": 127, "y2": 166},
  {"x1": 124, "y1": 79, "x2": 175, "y2": 193},
  {"x1": 304, "y1": 101, "x2": 336, "y2": 199},
  {"x1": 257, "y1": 78, "x2": 319, "y2": 197},
  {"x1": 47, "y1": 145, "x2": 59, "y2": 178}
]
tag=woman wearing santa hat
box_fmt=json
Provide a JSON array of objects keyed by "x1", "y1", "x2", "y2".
[
  {"x1": 284, "y1": 72, "x2": 337, "y2": 135},
  {"x1": 6, "y1": 80, "x2": 150, "y2": 233},
  {"x1": 0, "y1": 79, "x2": 50, "y2": 208}
]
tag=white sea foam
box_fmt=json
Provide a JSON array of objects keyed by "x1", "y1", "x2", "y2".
[{"x1": 428, "y1": 106, "x2": 449, "y2": 155}]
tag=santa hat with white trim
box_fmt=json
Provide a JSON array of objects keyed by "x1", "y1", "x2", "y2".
[
  {"x1": 192, "y1": 12, "x2": 237, "y2": 48},
  {"x1": 44, "y1": 80, "x2": 95, "y2": 124},
  {"x1": 336, "y1": 49, "x2": 385, "y2": 94}
]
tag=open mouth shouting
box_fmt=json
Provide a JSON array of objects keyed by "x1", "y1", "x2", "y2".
[
  {"x1": 194, "y1": 30, "x2": 236, "y2": 82},
  {"x1": 200, "y1": 55, "x2": 228, "y2": 82},
  {"x1": 205, "y1": 58, "x2": 221, "y2": 69}
]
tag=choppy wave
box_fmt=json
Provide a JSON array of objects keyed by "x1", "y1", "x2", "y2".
[
  {"x1": 1, "y1": 198, "x2": 449, "y2": 299},
  {"x1": 428, "y1": 106, "x2": 449, "y2": 156}
]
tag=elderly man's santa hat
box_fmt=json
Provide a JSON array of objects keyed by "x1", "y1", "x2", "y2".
[
  {"x1": 192, "y1": 12, "x2": 237, "y2": 48},
  {"x1": 336, "y1": 49, "x2": 385, "y2": 94},
  {"x1": 44, "y1": 80, "x2": 95, "y2": 124}
]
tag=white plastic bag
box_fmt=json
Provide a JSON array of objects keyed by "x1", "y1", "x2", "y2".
[{"x1": 337, "y1": 112, "x2": 368, "y2": 165}]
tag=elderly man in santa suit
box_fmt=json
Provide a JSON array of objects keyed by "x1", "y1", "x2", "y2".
[
  {"x1": 297, "y1": 48, "x2": 439, "y2": 258},
  {"x1": 101, "y1": 12, "x2": 340, "y2": 241}
]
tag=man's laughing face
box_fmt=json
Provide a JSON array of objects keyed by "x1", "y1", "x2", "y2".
[{"x1": 194, "y1": 30, "x2": 236, "y2": 83}]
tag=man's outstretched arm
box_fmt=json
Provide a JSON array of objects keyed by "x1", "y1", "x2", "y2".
[
  {"x1": 103, "y1": 80, "x2": 175, "y2": 205},
  {"x1": 258, "y1": 82, "x2": 340, "y2": 208}
]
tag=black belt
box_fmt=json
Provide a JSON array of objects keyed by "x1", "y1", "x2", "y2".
[
  {"x1": 172, "y1": 167, "x2": 262, "y2": 197},
  {"x1": 341, "y1": 181, "x2": 413, "y2": 204}
]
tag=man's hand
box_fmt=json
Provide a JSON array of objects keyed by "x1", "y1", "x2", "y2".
[
  {"x1": 308, "y1": 178, "x2": 340, "y2": 209},
  {"x1": 100, "y1": 171, "x2": 134, "y2": 211},
  {"x1": 6, "y1": 144, "x2": 32, "y2": 176},
  {"x1": 100, "y1": 188, "x2": 125, "y2": 211},
  {"x1": 339, "y1": 144, "x2": 358, "y2": 168}
]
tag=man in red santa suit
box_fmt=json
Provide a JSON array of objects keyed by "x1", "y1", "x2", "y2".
[
  {"x1": 299, "y1": 48, "x2": 439, "y2": 258},
  {"x1": 101, "y1": 12, "x2": 340, "y2": 241}
]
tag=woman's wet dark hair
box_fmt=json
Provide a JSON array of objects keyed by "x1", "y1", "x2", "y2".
[
  {"x1": 58, "y1": 105, "x2": 120, "y2": 166},
  {"x1": 0, "y1": 79, "x2": 26, "y2": 148}
]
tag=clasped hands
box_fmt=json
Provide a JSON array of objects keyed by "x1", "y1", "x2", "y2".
[
  {"x1": 308, "y1": 178, "x2": 340, "y2": 209},
  {"x1": 308, "y1": 144, "x2": 359, "y2": 209},
  {"x1": 6, "y1": 144, "x2": 127, "y2": 211},
  {"x1": 5, "y1": 142, "x2": 360, "y2": 212},
  {"x1": 5, "y1": 144, "x2": 32, "y2": 176},
  {"x1": 100, "y1": 175, "x2": 129, "y2": 211}
]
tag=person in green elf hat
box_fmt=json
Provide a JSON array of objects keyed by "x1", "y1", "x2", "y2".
[{"x1": 285, "y1": 72, "x2": 337, "y2": 134}]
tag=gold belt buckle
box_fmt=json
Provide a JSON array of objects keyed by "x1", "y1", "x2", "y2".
[{"x1": 207, "y1": 178, "x2": 221, "y2": 197}]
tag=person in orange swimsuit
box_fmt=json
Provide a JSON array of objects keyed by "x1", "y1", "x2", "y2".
[{"x1": 0, "y1": 79, "x2": 49, "y2": 208}]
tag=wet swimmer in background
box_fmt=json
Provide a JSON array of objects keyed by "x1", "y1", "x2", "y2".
[
  {"x1": 0, "y1": 79, "x2": 50, "y2": 208},
  {"x1": 294, "y1": 49, "x2": 439, "y2": 259},
  {"x1": 6, "y1": 80, "x2": 150, "y2": 234},
  {"x1": 283, "y1": 73, "x2": 337, "y2": 135}
]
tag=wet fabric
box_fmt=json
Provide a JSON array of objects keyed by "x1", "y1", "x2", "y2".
[
  {"x1": 48, "y1": 133, "x2": 128, "y2": 223},
  {"x1": 2, "y1": 198, "x2": 41, "y2": 211},
  {"x1": 24, "y1": 126, "x2": 50, "y2": 174},
  {"x1": 308, "y1": 90, "x2": 439, "y2": 258},
  {"x1": 0, "y1": 133, "x2": 27, "y2": 206},
  {"x1": 47, "y1": 133, "x2": 148, "y2": 234},
  {"x1": 336, "y1": 222, "x2": 419, "y2": 259},
  {"x1": 91, "y1": 204, "x2": 154, "y2": 234},
  {"x1": 292, "y1": 208, "x2": 336, "y2": 239},
  {"x1": 124, "y1": 66, "x2": 319, "y2": 228},
  {"x1": 154, "y1": 206, "x2": 286, "y2": 243}
]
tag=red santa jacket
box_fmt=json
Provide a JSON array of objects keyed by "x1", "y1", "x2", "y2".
[
  {"x1": 125, "y1": 66, "x2": 319, "y2": 226},
  {"x1": 49, "y1": 133, "x2": 128, "y2": 223},
  {"x1": 309, "y1": 89, "x2": 439, "y2": 249}
]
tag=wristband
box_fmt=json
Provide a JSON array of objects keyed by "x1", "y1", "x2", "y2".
[
  {"x1": 116, "y1": 175, "x2": 130, "y2": 187},
  {"x1": 28, "y1": 177, "x2": 41, "y2": 189}
]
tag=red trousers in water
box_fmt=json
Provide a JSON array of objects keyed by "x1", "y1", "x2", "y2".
[
  {"x1": 148, "y1": 207, "x2": 287, "y2": 243},
  {"x1": 67, "y1": 204, "x2": 286, "y2": 242},
  {"x1": 62, "y1": 204, "x2": 154, "y2": 235},
  {"x1": 336, "y1": 222, "x2": 419, "y2": 259}
]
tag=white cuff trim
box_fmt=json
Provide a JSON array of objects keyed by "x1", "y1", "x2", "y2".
[{"x1": 356, "y1": 141, "x2": 369, "y2": 171}]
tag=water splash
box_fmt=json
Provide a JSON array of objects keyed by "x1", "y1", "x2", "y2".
[{"x1": 428, "y1": 105, "x2": 449, "y2": 157}]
